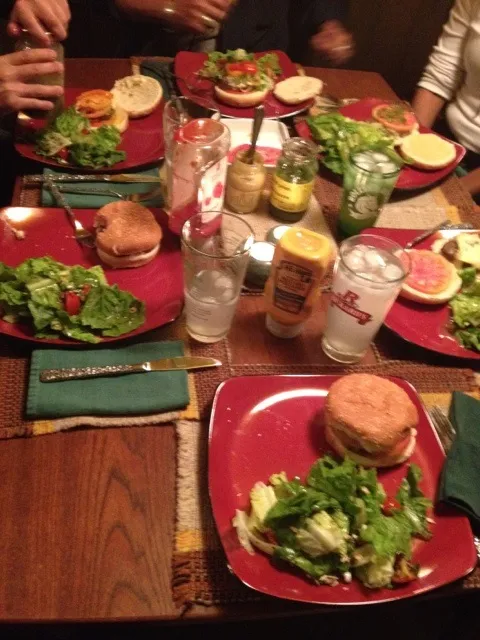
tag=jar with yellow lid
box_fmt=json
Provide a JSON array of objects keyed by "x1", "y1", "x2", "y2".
[
  {"x1": 269, "y1": 138, "x2": 318, "y2": 223},
  {"x1": 226, "y1": 149, "x2": 267, "y2": 214},
  {"x1": 264, "y1": 227, "x2": 331, "y2": 338}
]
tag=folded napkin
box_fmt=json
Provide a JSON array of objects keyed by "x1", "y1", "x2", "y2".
[
  {"x1": 438, "y1": 392, "x2": 480, "y2": 528},
  {"x1": 40, "y1": 166, "x2": 164, "y2": 208},
  {"x1": 27, "y1": 340, "x2": 189, "y2": 419},
  {"x1": 140, "y1": 60, "x2": 175, "y2": 101}
]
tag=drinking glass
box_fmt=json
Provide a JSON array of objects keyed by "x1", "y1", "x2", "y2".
[
  {"x1": 163, "y1": 97, "x2": 230, "y2": 235},
  {"x1": 321, "y1": 234, "x2": 410, "y2": 363},
  {"x1": 181, "y1": 212, "x2": 254, "y2": 343},
  {"x1": 338, "y1": 148, "x2": 401, "y2": 237}
]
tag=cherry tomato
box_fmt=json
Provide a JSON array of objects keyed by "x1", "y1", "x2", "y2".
[
  {"x1": 64, "y1": 291, "x2": 81, "y2": 316},
  {"x1": 382, "y1": 497, "x2": 401, "y2": 516},
  {"x1": 226, "y1": 62, "x2": 257, "y2": 77}
]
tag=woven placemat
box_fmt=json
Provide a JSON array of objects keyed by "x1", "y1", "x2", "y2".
[{"x1": 173, "y1": 349, "x2": 480, "y2": 608}]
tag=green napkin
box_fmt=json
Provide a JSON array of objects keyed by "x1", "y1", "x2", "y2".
[
  {"x1": 140, "y1": 60, "x2": 175, "y2": 101},
  {"x1": 27, "y1": 340, "x2": 189, "y2": 419},
  {"x1": 438, "y1": 392, "x2": 480, "y2": 527},
  {"x1": 41, "y1": 167, "x2": 164, "y2": 208}
]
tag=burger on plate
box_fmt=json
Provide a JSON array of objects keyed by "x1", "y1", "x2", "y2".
[
  {"x1": 325, "y1": 374, "x2": 418, "y2": 467},
  {"x1": 94, "y1": 201, "x2": 163, "y2": 268},
  {"x1": 75, "y1": 89, "x2": 128, "y2": 132},
  {"x1": 214, "y1": 59, "x2": 275, "y2": 107}
]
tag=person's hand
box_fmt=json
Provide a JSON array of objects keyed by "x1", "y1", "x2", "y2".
[
  {"x1": 310, "y1": 20, "x2": 354, "y2": 66},
  {"x1": 7, "y1": 0, "x2": 71, "y2": 44},
  {"x1": 0, "y1": 49, "x2": 64, "y2": 116},
  {"x1": 167, "y1": 0, "x2": 233, "y2": 34}
]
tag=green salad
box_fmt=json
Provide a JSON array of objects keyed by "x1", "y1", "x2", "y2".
[
  {"x1": 449, "y1": 266, "x2": 480, "y2": 351},
  {"x1": 233, "y1": 456, "x2": 433, "y2": 589},
  {"x1": 306, "y1": 113, "x2": 403, "y2": 175},
  {"x1": 35, "y1": 107, "x2": 126, "y2": 169},
  {"x1": 0, "y1": 257, "x2": 145, "y2": 343}
]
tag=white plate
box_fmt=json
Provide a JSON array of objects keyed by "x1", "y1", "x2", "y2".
[{"x1": 220, "y1": 118, "x2": 290, "y2": 167}]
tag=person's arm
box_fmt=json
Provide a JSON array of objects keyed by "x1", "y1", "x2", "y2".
[
  {"x1": 114, "y1": 0, "x2": 232, "y2": 34},
  {"x1": 411, "y1": 88, "x2": 446, "y2": 129},
  {"x1": 413, "y1": 0, "x2": 474, "y2": 127},
  {"x1": 7, "y1": 0, "x2": 70, "y2": 43}
]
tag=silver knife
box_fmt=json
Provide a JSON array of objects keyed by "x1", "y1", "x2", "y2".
[
  {"x1": 24, "y1": 174, "x2": 160, "y2": 184},
  {"x1": 40, "y1": 356, "x2": 222, "y2": 382}
]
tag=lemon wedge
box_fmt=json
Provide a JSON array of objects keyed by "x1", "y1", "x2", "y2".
[{"x1": 400, "y1": 133, "x2": 456, "y2": 170}]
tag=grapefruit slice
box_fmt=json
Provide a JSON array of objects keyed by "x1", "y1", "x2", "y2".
[{"x1": 400, "y1": 249, "x2": 462, "y2": 304}]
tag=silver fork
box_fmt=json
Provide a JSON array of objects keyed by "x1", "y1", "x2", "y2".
[
  {"x1": 429, "y1": 405, "x2": 480, "y2": 561},
  {"x1": 47, "y1": 179, "x2": 96, "y2": 248}
]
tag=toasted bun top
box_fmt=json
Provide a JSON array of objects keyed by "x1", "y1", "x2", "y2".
[
  {"x1": 95, "y1": 201, "x2": 162, "y2": 256},
  {"x1": 325, "y1": 374, "x2": 418, "y2": 449}
]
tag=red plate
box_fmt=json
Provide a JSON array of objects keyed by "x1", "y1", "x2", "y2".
[
  {"x1": 14, "y1": 88, "x2": 165, "y2": 173},
  {"x1": 174, "y1": 50, "x2": 312, "y2": 119},
  {"x1": 209, "y1": 375, "x2": 476, "y2": 605},
  {"x1": 295, "y1": 97, "x2": 466, "y2": 191},
  {"x1": 0, "y1": 207, "x2": 183, "y2": 344},
  {"x1": 361, "y1": 228, "x2": 480, "y2": 360}
]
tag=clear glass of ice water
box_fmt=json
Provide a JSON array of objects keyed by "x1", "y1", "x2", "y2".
[
  {"x1": 322, "y1": 234, "x2": 410, "y2": 363},
  {"x1": 181, "y1": 211, "x2": 254, "y2": 343}
]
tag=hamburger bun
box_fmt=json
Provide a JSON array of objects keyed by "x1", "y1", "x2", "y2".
[
  {"x1": 273, "y1": 76, "x2": 323, "y2": 105},
  {"x1": 325, "y1": 374, "x2": 418, "y2": 468},
  {"x1": 214, "y1": 84, "x2": 269, "y2": 107},
  {"x1": 94, "y1": 201, "x2": 163, "y2": 269},
  {"x1": 111, "y1": 75, "x2": 163, "y2": 118}
]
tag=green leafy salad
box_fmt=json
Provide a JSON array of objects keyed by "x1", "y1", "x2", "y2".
[
  {"x1": 0, "y1": 257, "x2": 145, "y2": 343},
  {"x1": 233, "y1": 456, "x2": 433, "y2": 589},
  {"x1": 35, "y1": 107, "x2": 126, "y2": 169},
  {"x1": 199, "y1": 48, "x2": 281, "y2": 93},
  {"x1": 450, "y1": 266, "x2": 480, "y2": 351},
  {"x1": 306, "y1": 113, "x2": 403, "y2": 175}
]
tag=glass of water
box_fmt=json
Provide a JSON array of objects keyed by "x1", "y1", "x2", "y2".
[
  {"x1": 181, "y1": 212, "x2": 254, "y2": 343},
  {"x1": 321, "y1": 234, "x2": 410, "y2": 363}
]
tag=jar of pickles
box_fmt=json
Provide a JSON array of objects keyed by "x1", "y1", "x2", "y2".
[
  {"x1": 269, "y1": 138, "x2": 318, "y2": 223},
  {"x1": 15, "y1": 29, "x2": 64, "y2": 120},
  {"x1": 226, "y1": 149, "x2": 266, "y2": 214}
]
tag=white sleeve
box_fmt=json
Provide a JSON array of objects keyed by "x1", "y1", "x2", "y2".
[{"x1": 417, "y1": 0, "x2": 476, "y2": 101}]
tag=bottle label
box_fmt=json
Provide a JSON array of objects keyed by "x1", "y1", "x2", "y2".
[
  {"x1": 273, "y1": 260, "x2": 314, "y2": 314},
  {"x1": 270, "y1": 175, "x2": 314, "y2": 213},
  {"x1": 200, "y1": 157, "x2": 228, "y2": 215}
]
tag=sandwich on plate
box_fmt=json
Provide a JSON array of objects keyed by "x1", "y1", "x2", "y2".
[{"x1": 325, "y1": 374, "x2": 418, "y2": 467}]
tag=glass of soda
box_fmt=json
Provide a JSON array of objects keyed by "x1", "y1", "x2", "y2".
[
  {"x1": 338, "y1": 148, "x2": 401, "y2": 237},
  {"x1": 181, "y1": 212, "x2": 254, "y2": 343},
  {"x1": 321, "y1": 234, "x2": 410, "y2": 363}
]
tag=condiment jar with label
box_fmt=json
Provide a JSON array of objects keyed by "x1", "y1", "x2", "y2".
[
  {"x1": 15, "y1": 29, "x2": 64, "y2": 120},
  {"x1": 264, "y1": 227, "x2": 331, "y2": 338},
  {"x1": 269, "y1": 138, "x2": 318, "y2": 223},
  {"x1": 226, "y1": 149, "x2": 266, "y2": 214}
]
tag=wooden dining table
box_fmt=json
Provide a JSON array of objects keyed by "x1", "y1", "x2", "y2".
[{"x1": 1, "y1": 58, "x2": 478, "y2": 625}]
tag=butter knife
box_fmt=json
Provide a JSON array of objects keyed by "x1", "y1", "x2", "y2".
[
  {"x1": 40, "y1": 356, "x2": 221, "y2": 382},
  {"x1": 24, "y1": 174, "x2": 160, "y2": 184}
]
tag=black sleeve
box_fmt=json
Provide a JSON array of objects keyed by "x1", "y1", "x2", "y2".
[
  {"x1": 0, "y1": 1, "x2": 15, "y2": 20},
  {"x1": 310, "y1": 0, "x2": 349, "y2": 27}
]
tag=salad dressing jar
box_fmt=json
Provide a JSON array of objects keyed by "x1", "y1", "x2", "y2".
[
  {"x1": 15, "y1": 29, "x2": 64, "y2": 121},
  {"x1": 269, "y1": 138, "x2": 318, "y2": 223}
]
